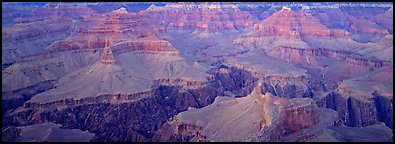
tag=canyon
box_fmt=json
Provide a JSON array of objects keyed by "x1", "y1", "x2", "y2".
[{"x1": 2, "y1": 2, "x2": 393, "y2": 142}]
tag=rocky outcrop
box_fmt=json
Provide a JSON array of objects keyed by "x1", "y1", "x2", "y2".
[
  {"x1": 100, "y1": 47, "x2": 116, "y2": 64},
  {"x1": 23, "y1": 90, "x2": 154, "y2": 110},
  {"x1": 233, "y1": 8, "x2": 358, "y2": 53},
  {"x1": 49, "y1": 39, "x2": 107, "y2": 52},
  {"x1": 260, "y1": 75, "x2": 314, "y2": 99},
  {"x1": 311, "y1": 7, "x2": 390, "y2": 42},
  {"x1": 111, "y1": 40, "x2": 177, "y2": 55},
  {"x1": 268, "y1": 46, "x2": 390, "y2": 68},
  {"x1": 48, "y1": 36, "x2": 176, "y2": 55},
  {"x1": 2, "y1": 2, "x2": 393, "y2": 142},
  {"x1": 344, "y1": 57, "x2": 390, "y2": 68},
  {"x1": 81, "y1": 13, "x2": 138, "y2": 35},
  {"x1": 2, "y1": 80, "x2": 57, "y2": 118},
  {"x1": 210, "y1": 65, "x2": 258, "y2": 97},
  {"x1": 249, "y1": 7, "x2": 348, "y2": 38},
  {"x1": 3, "y1": 17, "x2": 74, "y2": 43},
  {"x1": 3, "y1": 79, "x2": 223, "y2": 142},
  {"x1": 153, "y1": 83, "x2": 320, "y2": 142},
  {"x1": 257, "y1": 98, "x2": 320, "y2": 142},
  {"x1": 2, "y1": 62, "x2": 262, "y2": 142},
  {"x1": 223, "y1": 59, "x2": 317, "y2": 99},
  {"x1": 14, "y1": 52, "x2": 62, "y2": 64},
  {"x1": 152, "y1": 117, "x2": 208, "y2": 142},
  {"x1": 143, "y1": 3, "x2": 258, "y2": 32},
  {"x1": 152, "y1": 78, "x2": 207, "y2": 89},
  {"x1": 317, "y1": 92, "x2": 382, "y2": 127},
  {"x1": 372, "y1": 91, "x2": 393, "y2": 128}
]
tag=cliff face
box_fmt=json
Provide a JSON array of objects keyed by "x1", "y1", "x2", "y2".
[
  {"x1": 317, "y1": 92, "x2": 389, "y2": 127},
  {"x1": 152, "y1": 118, "x2": 208, "y2": 142},
  {"x1": 372, "y1": 92, "x2": 393, "y2": 128},
  {"x1": 111, "y1": 40, "x2": 178, "y2": 55},
  {"x1": 261, "y1": 98, "x2": 320, "y2": 142},
  {"x1": 311, "y1": 7, "x2": 391, "y2": 43},
  {"x1": 2, "y1": 2, "x2": 393, "y2": 142},
  {"x1": 211, "y1": 66, "x2": 258, "y2": 97},
  {"x1": 267, "y1": 46, "x2": 390, "y2": 68},
  {"x1": 259, "y1": 75, "x2": 314, "y2": 99},
  {"x1": 244, "y1": 7, "x2": 349, "y2": 39},
  {"x1": 2, "y1": 80, "x2": 57, "y2": 118},
  {"x1": 141, "y1": 3, "x2": 258, "y2": 33},
  {"x1": 153, "y1": 83, "x2": 321, "y2": 142},
  {"x1": 4, "y1": 84, "x2": 220, "y2": 142},
  {"x1": 2, "y1": 17, "x2": 75, "y2": 67},
  {"x1": 3, "y1": 66, "x2": 263, "y2": 141}
]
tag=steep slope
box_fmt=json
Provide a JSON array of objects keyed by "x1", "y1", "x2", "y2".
[
  {"x1": 312, "y1": 6, "x2": 391, "y2": 43},
  {"x1": 234, "y1": 6, "x2": 363, "y2": 52},
  {"x1": 153, "y1": 82, "x2": 320, "y2": 142},
  {"x1": 140, "y1": 3, "x2": 259, "y2": 59},
  {"x1": 28, "y1": 47, "x2": 152, "y2": 104},
  {"x1": 2, "y1": 2, "x2": 393, "y2": 142},
  {"x1": 316, "y1": 67, "x2": 393, "y2": 128}
]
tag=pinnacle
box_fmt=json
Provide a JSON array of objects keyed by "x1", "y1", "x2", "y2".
[{"x1": 100, "y1": 47, "x2": 116, "y2": 64}]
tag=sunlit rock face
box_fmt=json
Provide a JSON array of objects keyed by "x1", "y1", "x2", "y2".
[{"x1": 2, "y1": 2, "x2": 393, "y2": 142}]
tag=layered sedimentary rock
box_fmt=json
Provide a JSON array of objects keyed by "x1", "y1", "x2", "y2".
[
  {"x1": 318, "y1": 92, "x2": 379, "y2": 127},
  {"x1": 234, "y1": 4, "x2": 393, "y2": 60},
  {"x1": 224, "y1": 49, "x2": 316, "y2": 99},
  {"x1": 2, "y1": 80, "x2": 57, "y2": 117},
  {"x1": 312, "y1": 6, "x2": 391, "y2": 42},
  {"x1": 142, "y1": 3, "x2": 258, "y2": 32},
  {"x1": 153, "y1": 82, "x2": 320, "y2": 142},
  {"x1": 2, "y1": 2, "x2": 393, "y2": 142},
  {"x1": 99, "y1": 47, "x2": 116, "y2": 64},
  {"x1": 110, "y1": 39, "x2": 178, "y2": 55},
  {"x1": 24, "y1": 46, "x2": 151, "y2": 104},
  {"x1": 2, "y1": 47, "x2": 101, "y2": 93},
  {"x1": 139, "y1": 3, "x2": 258, "y2": 58},
  {"x1": 254, "y1": 6, "x2": 344, "y2": 37},
  {"x1": 2, "y1": 59, "x2": 265, "y2": 141},
  {"x1": 3, "y1": 79, "x2": 225, "y2": 142},
  {"x1": 233, "y1": 6, "x2": 354, "y2": 52},
  {"x1": 2, "y1": 16, "x2": 75, "y2": 65},
  {"x1": 268, "y1": 46, "x2": 390, "y2": 68},
  {"x1": 316, "y1": 76, "x2": 393, "y2": 128}
]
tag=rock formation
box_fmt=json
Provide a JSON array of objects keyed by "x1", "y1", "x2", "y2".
[
  {"x1": 153, "y1": 82, "x2": 321, "y2": 142},
  {"x1": 2, "y1": 2, "x2": 393, "y2": 142}
]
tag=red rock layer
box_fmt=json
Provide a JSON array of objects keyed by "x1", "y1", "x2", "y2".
[
  {"x1": 140, "y1": 6, "x2": 258, "y2": 32},
  {"x1": 268, "y1": 46, "x2": 390, "y2": 68},
  {"x1": 268, "y1": 98, "x2": 320, "y2": 141},
  {"x1": 111, "y1": 40, "x2": 177, "y2": 55},
  {"x1": 248, "y1": 8, "x2": 348, "y2": 38},
  {"x1": 24, "y1": 90, "x2": 154, "y2": 109},
  {"x1": 312, "y1": 8, "x2": 390, "y2": 36},
  {"x1": 100, "y1": 48, "x2": 116, "y2": 64},
  {"x1": 3, "y1": 17, "x2": 74, "y2": 43}
]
